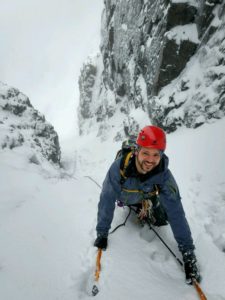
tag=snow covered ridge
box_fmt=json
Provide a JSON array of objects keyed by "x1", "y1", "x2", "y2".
[
  {"x1": 78, "y1": 0, "x2": 225, "y2": 139},
  {"x1": 0, "y1": 81, "x2": 61, "y2": 164}
]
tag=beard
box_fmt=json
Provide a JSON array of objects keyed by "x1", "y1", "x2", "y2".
[{"x1": 136, "y1": 156, "x2": 158, "y2": 174}]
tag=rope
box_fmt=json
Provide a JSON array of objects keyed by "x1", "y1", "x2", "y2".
[
  {"x1": 84, "y1": 176, "x2": 102, "y2": 189},
  {"x1": 109, "y1": 207, "x2": 132, "y2": 234}
]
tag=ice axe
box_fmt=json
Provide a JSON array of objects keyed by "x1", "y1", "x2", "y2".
[{"x1": 92, "y1": 248, "x2": 102, "y2": 296}]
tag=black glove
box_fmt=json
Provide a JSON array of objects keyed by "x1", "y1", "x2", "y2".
[
  {"x1": 94, "y1": 235, "x2": 108, "y2": 250},
  {"x1": 182, "y1": 250, "x2": 201, "y2": 284}
]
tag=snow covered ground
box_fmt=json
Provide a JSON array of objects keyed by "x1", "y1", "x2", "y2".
[{"x1": 1, "y1": 118, "x2": 225, "y2": 300}]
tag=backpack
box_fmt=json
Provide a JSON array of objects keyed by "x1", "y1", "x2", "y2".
[{"x1": 115, "y1": 139, "x2": 137, "y2": 184}]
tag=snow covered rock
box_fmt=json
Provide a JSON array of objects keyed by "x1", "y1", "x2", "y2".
[
  {"x1": 78, "y1": 0, "x2": 225, "y2": 139},
  {"x1": 150, "y1": 9, "x2": 225, "y2": 132},
  {"x1": 0, "y1": 82, "x2": 61, "y2": 164}
]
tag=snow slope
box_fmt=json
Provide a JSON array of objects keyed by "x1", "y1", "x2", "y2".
[{"x1": 0, "y1": 118, "x2": 225, "y2": 300}]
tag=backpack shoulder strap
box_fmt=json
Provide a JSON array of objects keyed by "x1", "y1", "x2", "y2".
[{"x1": 119, "y1": 151, "x2": 133, "y2": 184}]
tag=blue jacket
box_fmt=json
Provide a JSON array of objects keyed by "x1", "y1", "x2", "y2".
[{"x1": 96, "y1": 154, "x2": 195, "y2": 253}]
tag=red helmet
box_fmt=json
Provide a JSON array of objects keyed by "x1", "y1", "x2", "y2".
[{"x1": 136, "y1": 125, "x2": 166, "y2": 150}]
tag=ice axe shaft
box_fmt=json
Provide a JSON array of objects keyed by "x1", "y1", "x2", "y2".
[
  {"x1": 94, "y1": 248, "x2": 102, "y2": 281},
  {"x1": 92, "y1": 248, "x2": 102, "y2": 296},
  {"x1": 192, "y1": 279, "x2": 207, "y2": 300}
]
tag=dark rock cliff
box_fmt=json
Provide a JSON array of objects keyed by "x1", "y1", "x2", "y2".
[{"x1": 78, "y1": 0, "x2": 225, "y2": 139}]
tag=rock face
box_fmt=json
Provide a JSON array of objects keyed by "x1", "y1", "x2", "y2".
[
  {"x1": 78, "y1": 0, "x2": 225, "y2": 139},
  {"x1": 0, "y1": 82, "x2": 61, "y2": 164}
]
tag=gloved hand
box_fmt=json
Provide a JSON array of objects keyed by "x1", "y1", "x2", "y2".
[
  {"x1": 94, "y1": 234, "x2": 108, "y2": 250},
  {"x1": 182, "y1": 250, "x2": 201, "y2": 284}
]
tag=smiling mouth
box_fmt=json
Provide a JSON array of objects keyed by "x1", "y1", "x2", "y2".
[{"x1": 143, "y1": 162, "x2": 154, "y2": 168}]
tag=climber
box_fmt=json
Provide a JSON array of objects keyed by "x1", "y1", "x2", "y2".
[{"x1": 94, "y1": 125, "x2": 201, "y2": 284}]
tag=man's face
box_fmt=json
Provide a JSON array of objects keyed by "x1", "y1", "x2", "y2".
[{"x1": 135, "y1": 147, "x2": 161, "y2": 174}]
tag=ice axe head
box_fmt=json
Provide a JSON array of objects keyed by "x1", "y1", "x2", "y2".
[{"x1": 92, "y1": 284, "x2": 99, "y2": 296}]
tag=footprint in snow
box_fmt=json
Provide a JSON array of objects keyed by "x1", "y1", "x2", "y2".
[
  {"x1": 149, "y1": 249, "x2": 169, "y2": 263},
  {"x1": 139, "y1": 223, "x2": 155, "y2": 243},
  {"x1": 191, "y1": 173, "x2": 202, "y2": 183},
  {"x1": 205, "y1": 294, "x2": 225, "y2": 300},
  {"x1": 187, "y1": 173, "x2": 202, "y2": 199},
  {"x1": 77, "y1": 267, "x2": 97, "y2": 298},
  {"x1": 204, "y1": 186, "x2": 225, "y2": 254}
]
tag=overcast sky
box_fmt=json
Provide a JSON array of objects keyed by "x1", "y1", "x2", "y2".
[{"x1": 0, "y1": 0, "x2": 103, "y2": 142}]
